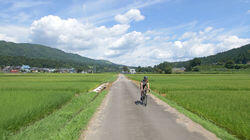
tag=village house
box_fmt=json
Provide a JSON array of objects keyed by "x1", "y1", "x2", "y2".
[
  {"x1": 81, "y1": 70, "x2": 88, "y2": 74},
  {"x1": 172, "y1": 67, "x2": 186, "y2": 73},
  {"x1": 21, "y1": 65, "x2": 31, "y2": 72},
  {"x1": 129, "y1": 69, "x2": 136, "y2": 74},
  {"x1": 1, "y1": 65, "x2": 78, "y2": 73},
  {"x1": 3, "y1": 66, "x2": 20, "y2": 73}
]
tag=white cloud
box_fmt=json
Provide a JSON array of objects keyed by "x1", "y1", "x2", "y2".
[
  {"x1": 0, "y1": 34, "x2": 17, "y2": 42},
  {"x1": 216, "y1": 35, "x2": 250, "y2": 51},
  {"x1": 141, "y1": 27, "x2": 250, "y2": 65},
  {"x1": 205, "y1": 26, "x2": 213, "y2": 32},
  {"x1": 247, "y1": 10, "x2": 250, "y2": 14},
  {"x1": 0, "y1": 8, "x2": 250, "y2": 66},
  {"x1": 180, "y1": 32, "x2": 197, "y2": 40},
  {"x1": 77, "y1": 0, "x2": 166, "y2": 24},
  {"x1": 174, "y1": 41, "x2": 183, "y2": 48},
  {"x1": 0, "y1": 25, "x2": 29, "y2": 42},
  {"x1": 115, "y1": 9, "x2": 145, "y2": 24},
  {"x1": 29, "y1": 14, "x2": 145, "y2": 59}
]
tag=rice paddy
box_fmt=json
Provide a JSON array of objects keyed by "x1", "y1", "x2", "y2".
[
  {"x1": 0, "y1": 73, "x2": 117, "y2": 139},
  {"x1": 127, "y1": 74, "x2": 250, "y2": 139}
]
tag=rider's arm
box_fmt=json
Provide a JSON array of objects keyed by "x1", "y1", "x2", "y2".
[{"x1": 147, "y1": 83, "x2": 150, "y2": 91}]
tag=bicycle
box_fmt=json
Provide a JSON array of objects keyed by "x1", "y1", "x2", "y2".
[{"x1": 141, "y1": 88, "x2": 150, "y2": 106}]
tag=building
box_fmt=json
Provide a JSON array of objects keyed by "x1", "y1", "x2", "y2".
[
  {"x1": 21, "y1": 65, "x2": 31, "y2": 72},
  {"x1": 172, "y1": 67, "x2": 186, "y2": 73},
  {"x1": 3, "y1": 66, "x2": 11, "y2": 72},
  {"x1": 10, "y1": 69, "x2": 19, "y2": 73},
  {"x1": 81, "y1": 70, "x2": 87, "y2": 74},
  {"x1": 129, "y1": 69, "x2": 136, "y2": 74}
]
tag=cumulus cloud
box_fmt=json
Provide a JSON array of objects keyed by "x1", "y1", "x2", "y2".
[
  {"x1": 141, "y1": 27, "x2": 250, "y2": 65},
  {"x1": 115, "y1": 9, "x2": 145, "y2": 24},
  {"x1": 29, "y1": 14, "x2": 146, "y2": 59},
  {"x1": 174, "y1": 41, "x2": 183, "y2": 48},
  {"x1": 30, "y1": 15, "x2": 131, "y2": 51},
  {"x1": 1, "y1": 8, "x2": 250, "y2": 66},
  {"x1": 0, "y1": 25, "x2": 29, "y2": 42},
  {"x1": 0, "y1": 34, "x2": 17, "y2": 42}
]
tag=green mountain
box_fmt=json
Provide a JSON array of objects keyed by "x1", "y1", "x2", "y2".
[
  {"x1": 172, "y1": 43, "x2": 250, "y2": 67},
  {"x1": 201, "y1": 44, "x2": 250, "y2": 64},
  {"x1": 0, "y1": 40, "x2": 122, "y2": 72}
]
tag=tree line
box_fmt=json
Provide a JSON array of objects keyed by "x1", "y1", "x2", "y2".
[{"x1": 0, "y1": 55, "x2": 121, "y2": 73}]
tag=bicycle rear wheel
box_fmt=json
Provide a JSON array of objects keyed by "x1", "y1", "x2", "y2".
[{"x1": 141, "y1": 95, "x2": 145, "y2": 104}]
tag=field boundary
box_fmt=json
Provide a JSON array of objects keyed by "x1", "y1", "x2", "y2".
[{"x1": 127, "y1": 77, "x2": 237, "y2": 140}]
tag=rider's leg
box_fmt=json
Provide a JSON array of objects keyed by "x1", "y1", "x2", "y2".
[{"x1": 140, "y1": 90, "x2": 143, "y2": 100}]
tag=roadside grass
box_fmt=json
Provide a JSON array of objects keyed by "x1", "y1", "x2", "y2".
[
  {"x1": 0, "y1": 73, "x2": 116, "y2": 139},
  {"x1": 8, "y1": 91, "x2": 108, "y2": 140},
  {"x1": 127, "y1": 74, "x2": 250, "y2": 140}
]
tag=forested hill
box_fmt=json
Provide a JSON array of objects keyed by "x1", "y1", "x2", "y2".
[
  {"x1": 0, "y1": 40, "x2": 122, "y2": 72},
  {"x1": 201, "y1": 44, "x2": 250, "y2": 64},
  {"x1": 172, "y1": 43, "x2": 250, "y2": 67}
]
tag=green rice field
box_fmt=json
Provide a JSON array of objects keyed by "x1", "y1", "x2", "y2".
[
  {"x1": 0, "y1": 73, "x2": 117, "y2": 139},
  {"x1": 127, "y1": 74, "x2": 250, "y2": 140}
]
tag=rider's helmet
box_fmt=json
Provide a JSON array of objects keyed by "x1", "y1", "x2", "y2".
[{"x1": 144, "y1": 76, "x2": 148, "y2": 81}]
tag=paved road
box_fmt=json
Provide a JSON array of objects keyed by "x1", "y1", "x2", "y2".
[{"x1": 81, "y1": 75, "x2": 218, "y2": 140}]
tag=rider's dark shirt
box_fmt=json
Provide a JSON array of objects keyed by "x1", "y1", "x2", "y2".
[{"x1": 141, "y1": 80, "x2": 148, "y2": 89}]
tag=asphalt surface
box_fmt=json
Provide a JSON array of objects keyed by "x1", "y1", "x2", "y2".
[{"x1": 82, "y1": 74, "x2": 218, "y2": 140}]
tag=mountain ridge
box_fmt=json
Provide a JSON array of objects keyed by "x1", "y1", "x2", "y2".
[{"x1": 0, "y1": 40, "x2": 122, "y2": 72}]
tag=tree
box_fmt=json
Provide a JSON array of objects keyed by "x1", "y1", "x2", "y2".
[
  {"x1": 123, "y1": 66, "x2": 129, "y2": 72},
  {"x1": 136, "y1": 66, "x2": 142, "y2": 72},
  {"x1": 190, "y1": 58, "x2": 201, "y2": 67},
  {"x1": 75, "y1": 67, "x2": 84, "y2": 73},
  {"x1": 185, "y1": 58, "x2": 201, "y2": 71},
  {"x1": 154, "y1": 62, "x2": 172, "y2": 74},
  {"x1": 164, "y1": 66, "x2": 172, "y2": 74},
  {"x1": 184, "y1": 64, "x2": 192, "y2": 71},
  {"x1": 192, "y1": 66, "x2": 200, "y2": 72},
  {"x1": 236, "y1": 53, "x2": 247, "y2": 64},
  {"x1": 225, "y1": 60, "x2": 235, "y2": 69}
]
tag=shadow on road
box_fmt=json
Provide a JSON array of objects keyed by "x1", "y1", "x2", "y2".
[{"x1": 134, "y1": 100, "x2": 143, "y2": 105}]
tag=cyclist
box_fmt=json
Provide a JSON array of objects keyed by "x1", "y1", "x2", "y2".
[{"x1": 140, "y1": 76, "x2": 150, "y2": 100}]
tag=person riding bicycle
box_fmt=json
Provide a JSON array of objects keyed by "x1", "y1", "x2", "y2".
[{"x1": 140, "y1": 76, "x2": 150, "y2": 100}]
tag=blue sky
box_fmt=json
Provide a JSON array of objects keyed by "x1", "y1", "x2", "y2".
[{"x1": 0, "y1": 0, "x2": 250, "y2": 66}]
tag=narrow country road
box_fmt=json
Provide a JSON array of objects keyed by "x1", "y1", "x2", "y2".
[{"x1": 81, "y1": 74, "x2": 218, "y2": 140}]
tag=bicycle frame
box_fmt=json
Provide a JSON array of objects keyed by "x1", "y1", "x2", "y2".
[{"x1": 141, "y1": 88, "x2": 149, "y2": 106}]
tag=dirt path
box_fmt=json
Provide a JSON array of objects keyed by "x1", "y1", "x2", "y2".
[{"x1": 80, "y1": 74, "x2": 218, "y2": 140}]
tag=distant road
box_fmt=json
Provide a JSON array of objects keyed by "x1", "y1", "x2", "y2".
[{"x1": 80, "y1": 74, "x2": 218, "y2": 140}]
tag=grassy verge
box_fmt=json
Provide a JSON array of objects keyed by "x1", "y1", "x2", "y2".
[
  {"x1": 7, "y1": 90, "x2": 109, "y2": 140},
  {"x1": 127, "y1": 75, "x2": 238, "y2": 140}
]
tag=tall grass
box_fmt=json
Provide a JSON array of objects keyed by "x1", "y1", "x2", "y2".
[
  {"x1": 127, "y1": 74, "x2": 250, "y2": 140},
  {"x1": 0, "y1": 73, "x2": 115, "y2": 138}
]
